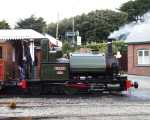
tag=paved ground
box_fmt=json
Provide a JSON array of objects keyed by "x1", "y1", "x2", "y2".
[{"x1": 0, "y1": 75, "x2": 150, "y2": 120}]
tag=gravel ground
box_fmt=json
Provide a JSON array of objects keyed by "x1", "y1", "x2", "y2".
[{"x1": 0, "y1": 75, "x2": 150, "y2": 120}]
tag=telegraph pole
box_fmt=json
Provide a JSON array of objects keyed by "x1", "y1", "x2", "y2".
[
  {"x1": 56, "y1": 12, "x2": 59, "y2": 40},
  {"x1": 72, "y1": 17, "x2": 75, "y2": 45}
]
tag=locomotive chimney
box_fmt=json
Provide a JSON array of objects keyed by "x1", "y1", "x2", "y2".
[{"x1": 107, "y1": 38, "x2": 113, "y2": 56}]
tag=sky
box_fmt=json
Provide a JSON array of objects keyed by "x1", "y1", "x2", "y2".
[{"x1": 0, "y1": 0, "x2": 130, "y2": 28}]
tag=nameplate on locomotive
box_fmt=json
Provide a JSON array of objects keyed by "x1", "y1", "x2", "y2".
[{"x1": 54, "y1": 66, "x2": 66, "y2": 71}]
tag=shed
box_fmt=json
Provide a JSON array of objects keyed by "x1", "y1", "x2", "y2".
[
  {"x1": 45, "y1": 34, "x2": 62, "y2": 48},
  {"x1": 0, "y1": 29, "x2": 45, "y2": 80}
]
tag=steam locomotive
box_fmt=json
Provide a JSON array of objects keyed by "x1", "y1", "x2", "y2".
[{"x1": 0, "y1": 39, "x2": 138, "y2": 95}]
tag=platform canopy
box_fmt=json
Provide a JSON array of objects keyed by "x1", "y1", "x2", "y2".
[
  {"x1": 0, "y1": 29, "x2": 46, "y2": 41},
  {"x1": 45, "y1": 34, "x2": 62, "y2": 47}
]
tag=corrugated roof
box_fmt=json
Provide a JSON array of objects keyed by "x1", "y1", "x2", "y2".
[
  {"x1": 45, "y1": 34, "x2": 62, "y2": 47},
  {"x1": 0, "y1": 29, "x2": 45, "y2": 40}
]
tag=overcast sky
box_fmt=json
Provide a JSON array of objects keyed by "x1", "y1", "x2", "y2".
[{"x1": 0, "y1": 0, "x2": 130, "y2": 27}]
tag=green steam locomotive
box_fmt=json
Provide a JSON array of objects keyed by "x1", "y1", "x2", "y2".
[{"x1": 0, "y1": 39, "x2": 138, "y2": 95}]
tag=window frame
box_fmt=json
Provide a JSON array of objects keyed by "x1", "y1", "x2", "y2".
[{"x1": 137, "y1": 49, "x2": 150, "y2": 66}]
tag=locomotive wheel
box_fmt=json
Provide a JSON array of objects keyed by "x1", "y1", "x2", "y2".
[
  {"x1": 50, "y1": 86, "x2": 60, "y2": 94},
  {"x1": 29, "y1": 84, "x2": 42, "y2": 96},
  {"x1": 0, "y1": 85, "x2": 2, "y2": 91},
  {"x1": 134, "y1": 82, "x2": 138, "y2": 89},
  {"x1": 64, "y1": 87, "x2": 78, "y2": 95}
]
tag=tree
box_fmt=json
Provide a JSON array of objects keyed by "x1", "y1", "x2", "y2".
[
  {"x1": 86, "y1": 41, "x2": 127, "y2": 54},
  {"x1": 47, "y1": 23, "x2": 57, "y2": 37},
  {"x1": 16, "y1": 15, "x2": 47, "y2": 33},
  {"x1": 47, "y1": 10, "x2": 127, "y2": 44},
  {"x1": 47, "y1": 18, "x2": 73, "y2": 39},
  {"x1": 0, "y1": 20, "x2": 10, "y2": 29},
  {"x1": 62, "y1": 42, "x2": 74, "y2": 54},
  {"x1": 120, "y1": 0, "x2": 150, "y2": 22},
  {"x1": 82, "y1": 10, "x2": 127, "y2": 42}
]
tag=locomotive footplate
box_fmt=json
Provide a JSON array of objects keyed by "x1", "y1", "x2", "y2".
[
  {"x1": 89, "y1": 83, "x2": 122, "y2": 92},
  {"x1": 90, "y1": 83, "x2": 106, "y2": 91}
]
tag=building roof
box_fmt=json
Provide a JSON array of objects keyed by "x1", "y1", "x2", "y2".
[
  {"x1": 125, "y1": 23, "x2": 150, "y2": 44},
  {"x1": 45, "y1": 34, "x2": 62, "y2": 47},
  {"x1": 0, "y1": 29, "x2": 45, "y2": 40}
]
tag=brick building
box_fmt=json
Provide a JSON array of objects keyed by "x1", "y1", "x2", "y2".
[
  {"x1": 128, "y1": 44, "x2": 150, "y2": 76},
  {"x1": 126, "y1": 28, "x2": 150, "y2": 76}
]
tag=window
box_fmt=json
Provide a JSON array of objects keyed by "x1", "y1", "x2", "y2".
[{"x1": 138, "y1": 50, "x2": 150, "y2": 65}]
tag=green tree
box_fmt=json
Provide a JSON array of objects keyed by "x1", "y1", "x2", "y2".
[
  {"x1": 112, "y1": 41, "x2": 128, "y2": 54},
  {"x1": 16, "y1": 15, "x2": 47, "y2": 33},
  {"x1": 62, "y1": 42, "x2": 75, "y2": 54},
  {"x1": 120, "y1": 0, "x2": 150, "y2": 22},
  {"x1": 47, "y1": 10, "x2": 127, "y2": 44},
  {"x1": 0, "y1": 20, "x2": 10, "y2": 29},
  {"x1": 86, "y1": 41, "x2": 127, "y2": 54},
  {"x1": 80, "y1": 10, "x2": 127, "y2": 43},
  {"x1": 47, "y1": 23, "x2": 57, "y2": 37}
]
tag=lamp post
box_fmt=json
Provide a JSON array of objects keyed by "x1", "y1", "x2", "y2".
[{"x1": 56, "y1": 12, "x2": 59, "y2": 40}]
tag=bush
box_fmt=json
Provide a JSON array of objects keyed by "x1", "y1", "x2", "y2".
[
  {"x1": 62, "y1": 42, "x2": 75, "y2": 54},
  {"x1": 86, "y1": 43, "x2": 107, "y2": 53},
  {"x1": 85, "y1": 40, "x2": 127, "y2": 54},
  {"x1": 112, "y1": 41, "x2": 128, "y2": 53}
]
